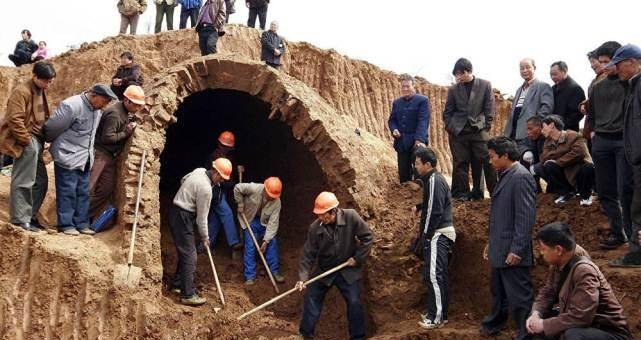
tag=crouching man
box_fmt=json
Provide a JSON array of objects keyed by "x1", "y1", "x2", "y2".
[
  {"x1": 526, "y1": 222, "x2": 632, "y2": 339},
  {"x1": 296, "y1": 192, "x2": 374, "y2": 340},
  {"x1": 170, "y1": 158, "x2": 232, "y2": 306}
]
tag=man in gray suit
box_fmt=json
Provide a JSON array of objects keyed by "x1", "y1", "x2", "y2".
[
  {"x1": 481, "y1": 136, "x2": 537, "y2": 340},
  {"x1": 443, "y1": 58, "x2": 497, "y2": 200},
  {"x1": 504, "y1": 58, "x2": 554, "y2": 146}
]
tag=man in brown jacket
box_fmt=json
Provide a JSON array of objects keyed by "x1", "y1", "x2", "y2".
[
  {"x1": 527, "y1": 222, "x2": 631, "y2": 339},
  {"x1": 195, "y1": 0, "x2": 226, "y2": 56},
  {"x1": 536, "y1": 115, "x2": 594, "y2": 205},
  {"x1": 89, "y1": 85, "x2": 145, "y2": 221},
  {"x1": 0, "y1": 61, "x2": 56, "y2": 232},
  {"x1": 111, "y1": 52, "x2": 144, "y2": 101}
]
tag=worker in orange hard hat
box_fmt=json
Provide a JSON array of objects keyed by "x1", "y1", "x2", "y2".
[
  {"x1": 89, "y1": 85, "x2": 146, "y2": 226},
  {"x1": 234, "y1": 176, "x2": 285, "y2": 285},
  {"x1": 296, "y1": 191, "x2": 374, "y2": 339},
  {"x1": 205, "y1": 130, "x2": 243, "y2": 255},
  {"x1": 169, "y1": 157, "x2": 232, "y2": 306}
]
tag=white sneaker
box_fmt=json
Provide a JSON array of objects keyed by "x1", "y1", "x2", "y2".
[
  {"x1": 418, "y1": 314, "x2": 447, "y2": 329},
  {"x1": 62, "y1": 229, "x2": 80, "y2": 236},
  {"x1": 554, "y1": 195, "x2": 571, "y2": 205},
  {"x1": 580, "y1": 197, "x2": 593, "y2": 206}
]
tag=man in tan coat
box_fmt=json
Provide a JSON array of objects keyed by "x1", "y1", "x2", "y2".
[
  {"x1": 527, "y1": 222, "x2": 631, "y2": 339},
  {"x1": 0, "y1": 61, "x2": 56, "y2": 232},
  {"x1": 536, "y1": 115, "x2": 594, "y2": 205}
]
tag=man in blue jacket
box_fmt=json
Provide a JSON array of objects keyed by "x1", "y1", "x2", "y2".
[
  {"x1": 388, "y1": 74, "x2": 430, "y2": 183},
  {"x1": 178, "y1": 0, "x2": 201, "y2": 29}
]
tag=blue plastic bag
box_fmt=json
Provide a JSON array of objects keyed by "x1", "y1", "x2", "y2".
[{"x1": 91, "y1": 205, "x2": 117, "y2": 233}]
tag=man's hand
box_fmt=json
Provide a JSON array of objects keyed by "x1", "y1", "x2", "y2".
[
  {"x1": 245, "y1": 1, "x2": 250, "y2": 8},
  {"x1": 202, "y1": 238, "x2": 210, "y2": 249},
  {"x1": 522, "y1": 151, "x2": 534, "y2": 164},
  {"x1": 274, "y1": 49, "x2": 281, "y2": 56},
  {"x1": 112, "y1": 78, "x2": 122, "y2": 86},
  {"x1": 579, "y1": 100, "x2": 588, "y2": 115},
  {"x1": 392, "y1": 129, "x2": 401, "y2": 138},
  {"x1": 346, "y1": 257, "x2": 357, "y2": 267},
  {"x1": 483, "y1": 243, "x2": 489, "y2": 260},
  {"x1": 506, "y1": 252, "x2": 522, "y2": 266},
  {"x1": 638, "y1": 230, "x2": 641, "y2": 245},
  {"x1": 125, "y1": 122, "x2": 137, "y2": 135},
  {"x1": 32, "y1": 124, "x2": 43, "y2": 136},
  {"x1": 295, "y1": 280, "x2": 306, "y2": 291},
  {"x1": 411, "y1": 206, "x2": 419, "y2": 215},
  {"x1": 529, "y1": 164, "x2": 536, "y2": 175},
  {"x1": 237, "y1": 165, "x2": 245, "y2": 173},
  {"x1": 526, "y1": 312, "x2": 544, "y2": 334},
  {"x1": 260, "y1": 240, "x2": 268, "y2": 253},
  {"x1": 44, "y1": 142, "x2": 50, "y2": 150},
  {"x1": 414, "y1": 140, "x2": 426, "y2": 148}
]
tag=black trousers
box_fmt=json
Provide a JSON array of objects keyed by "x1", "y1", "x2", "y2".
[
  {"x1": 397, "y1": 150, "x2": 414, "y2": 183},
  {"x1": 197, "y1": 25, "x2": 219, "y2": 56},
  {"x1": 179, "y1": 7, "x2": 199, "y2": 29},
  {"x1": 247, "y1": 5, "x2": 268, "y2": 29},
  {"x1": 169, "y1": 205, "x2": 198, "y2": 298},
  {"x1": 541, "y1": 162, "x2": 594, "y2": 199},
  {"x1": 422, "y1": 234, "x2": 453, "y2": 322},
  {"x1": 481, "y1": 266, "x2": 533, "y2": 340},
  {"x1": 563, "y1": 327, "x2": 629, "y2": 340},
  {"x1": 449, "y1": 130, "x2": 497, "y2": 197}
]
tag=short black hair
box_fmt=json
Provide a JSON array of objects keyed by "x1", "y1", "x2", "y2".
[
  {"x1": 21, "y1": 29, "x2": 32, "y2": 38},
  {"x1": 452, "y1": 58, "x2": 473, "y2": 75},
  {"x1": 399, "y1": 73, "x2": 415, "y2": 85},
  {"x1": 596, "y1": 41, "x2": 622, "y2": 59},
  {"x1": 551, "y1": 61, "x2": 568, "y2": 73},
  {"x1": 526, "y1": 115, "x2": 543, "y2": 127},
  {"x1": 120, "y1": 51, "x2": 134, "y2": 61},
  {"x1": 537, "y1": 222, "x2": 576, "y2": 251},
  {"x1": 39, "y1": 41, "x2": 47, "y2": 46},
  {"x1": 33, "y1": 61, "x2": 56, "y2": 80},
  {"x1": 542, "y1": 115, "x2": 565, "y2": 130},
  {"x1": 587, "y1": 49, "x2": 597, "y2": 60},
  {"x1": 487, "y1": 137, "x2": 520, "y2": 161},
  {"x1": 414, "y1": 146, "x2": 437, "y2": 167}
]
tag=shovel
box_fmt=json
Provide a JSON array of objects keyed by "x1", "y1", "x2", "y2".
[
  {"x1": 114, "y1": 150, "x2": 147, "y2": 288},
  {"x1": 205, "y1": 245, "x2": 226, "y2": 305}
]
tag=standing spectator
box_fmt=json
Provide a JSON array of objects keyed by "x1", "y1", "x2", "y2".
[
  {"x1": 8, "y1": 30, "x2": 38, "y2": 67},
  {"x1": 550, "y1": 61, "x2": 586, "y2": 132},
  {"x1": 31, "y1": 41, "x2": 50, "y2": 62},
  {"x1": 224, "y1": 0, "x2": 235, "y2": 22},
  {"x1": 412, "y1": 147, "x2": 456, "y2": 329},
  {"x1": 504, "y1": 58, "x2": 554, "y2": 147},
  {"x1": 587, "y1": 41, "x2": 633, "y2": 250},
  {"x1": 608, "y1": 44, "x2": 641, "y2": 268},
  {"x1": 246, "y1": 0, "x2": 268, "y2": 30},
  {"x1": 179, "y1": 0, "x2": 201, "y2": 29},
  {"x1": 388, "y1": 74, "x2": 430, "y2": 183},
  {"x1": 537, "y1": 115, "x2": 594, "y2": 205},
  {"x1": 44, "y1": 85, "x2": 118, "y2": 236},
  {"x1": 155, "y1": 0, "x2": 177, "y2": 33},
  {"x1": 580, "y1": 49, "x2": 608, "y2": 151},
  {"x1": 195, "y1": 0, "x2": 226, "y2": 56},
  {"x1": 117, "y1": 0, "x2": 147, "y2": 35},
  {"x1": 443, "y1": 58, "x2": 496, "y2": 200},
  {"x1": 0, "y1": 62, "x2": 56, "y2": 232},
  {"x1": 481, "y1": 137, "x2": 536, "y2": 340},
  {"x1": 111, "y1": 52, "x2": 144, "y2": 101},
  {"x1": 89, "y1": 86, "x2": 145, "y2": 221},
  {"x1": 261, "y1": 21, "x2": 285, "y2": 69}
]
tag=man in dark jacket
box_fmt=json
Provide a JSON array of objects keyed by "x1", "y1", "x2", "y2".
[
  {"x1": 550, "y1": 61, "x2": 586, "y2": 132},
  {"x1": 296, "y1": 191, "x2": 373, "y2": 340},
  {"x1": 481, "y1": 137, "x2": 536, "y2": 340},
  {"x1": 246, "y1": 0, "x2": 268, "y2": 30},
  {"x1": 89, "y1": 85, "x2": 145, "y2": 221},
  {"x1": 388, "y1": 74, "x2": 430, "y2": 183},
  {"x1": 196, "y1": 0, "x2": 226, "y2": 56},
  {"x1": 608, "y1": 44, "x2": 641, "y2": 268},
  {"x1": 527, "y1": 222, "x2": 632, "y2": 340},
  {"x1": 587, "y1": 41, "x2": 633, "y2": 250},
  {"x1": 443, "y1": 58, "x2": 496, "y2": 200},
  {"x1": 261, "y1": 21, "x2": 285, "y2": 69},
  {"x1": 520, "y1": 116, "x2": 545, "y2": 193},
  {"x1": 412, "y1": 147, "x2": 456, "y2": 329},
  {"x1": 111, "y1": 52, "x2": 144, "y2": 101},
  {"x1": 8, "y1": 30, "x2": 38, "y2": 67},
  {"x1": 537, "y1": 115, "x2": 594, "y2": 206},
  {"x1": 0, "y1": 62, "x2": 55, "y2": 232}
]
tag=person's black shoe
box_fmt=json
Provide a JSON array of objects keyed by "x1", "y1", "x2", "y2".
[
  {"x1": 13, "y1": 222, "x2": 45, "y2": 233},
  {"x1": 608, "y1": 253, "x2": 641, "y2": 268},
  {"x1": 467, "y1": 191, "x2": 483, "y2": 201},
  {"x1": 453, "y1": 193, "x2": 470, "y2": 201},
  {"x1": 600, "y1": 234, "x2": 626, "y2": 250}
]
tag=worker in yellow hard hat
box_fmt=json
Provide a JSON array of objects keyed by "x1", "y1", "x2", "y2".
[
  {"x1": 89, "y1": 85, "x2": 145, "y2": 226},
  {"x1": 296, "y1": 191, "x2": 374, "y2": 339}
]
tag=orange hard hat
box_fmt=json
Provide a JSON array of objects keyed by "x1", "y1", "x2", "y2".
[
  {"x1": 218, "y1": 131, "x2": 235, "y2": 147},
  {"x1": 264, "y1": 177, "x2": 282, "y2": 198},
  {"x1": 212, "y1": 158, "x2": 232, "y2": 180},
  {"x1": 123, "y1": 85, "x2": 145, "y2": 105},
  {"x1": 313, "y1": 191, "x2": 339, "y2": 215}
]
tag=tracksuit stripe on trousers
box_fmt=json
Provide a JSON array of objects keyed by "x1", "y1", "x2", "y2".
[{"x1": 424, "y1": 233, "x2": 453, "y2": 323}]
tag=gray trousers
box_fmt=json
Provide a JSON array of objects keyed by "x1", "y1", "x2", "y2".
[
  {"x1": 10, "y1": 137, "x2": 48, "y2": 224},
  {"x1": 119, "y1": 13, "x2": 140, "y2": 34}
]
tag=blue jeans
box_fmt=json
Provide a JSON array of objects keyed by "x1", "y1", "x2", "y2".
[
  {"x1": 243, "y1": 217, "x2": 279, "y2": 280},
  {"x1": 179, "y1": 7, "x2": 198, "y2": 29},
  {"x1": 208, "y1": 195, "x2": 240, "y2": 247},
  {"x1": 300, "y1": 275, "x2": 366, "y2": 340},
  {"x1": 54, "y1": 163, "x2": 90, "y2": 231}
]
